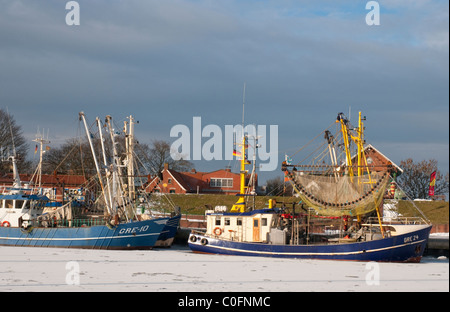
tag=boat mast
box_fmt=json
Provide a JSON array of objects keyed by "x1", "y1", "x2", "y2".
[
  {"x1": 104, "y1": 115, "x2": 130, "y2": 220},
  {"x1": 337, "y1": 113, "x2": 354, "y2": 179},
  {"x1": 340, "y1": 112, "x2": 385, "y2": 237},
  {"x1": 9, "y1": 155, "x2": 22, "y2": 194},
  {"x1": 231, "y1": 135, "x2": 248, "y2": 213},
  {"x1": 355, "y1": 112, "x2": 385, "y2": 237},
  {"x1": 79, "y1": 112, "x2": 112, "y2": 216},
  {"x1": 324, "y1": 130, "x2": 338, "y2": 180},
  {"x1": 124, "y1": 115, "x2": 137, "y2": 200},
  {"x1": 96, "y1": 117, "x2": 113, "y2": 214},
  {"x1": 32, "y1": 129, "x2": 50, "y2": 189},
  {"x1": 231, "y1": 84, "x2": 248, "y2": 213}
]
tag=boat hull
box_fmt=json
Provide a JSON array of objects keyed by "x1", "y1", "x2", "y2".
[
  {"x1": 0, "y1": 216, "x2": 179, "y2": 250},
  {"x1": 189, "y1": 225, "x2": 432, "y2": 262},
  {"x1": 155, "y1": 214, "x2": 181, "y2": 247}
]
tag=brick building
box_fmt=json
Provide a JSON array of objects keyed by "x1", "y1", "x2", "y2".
[
  {"x1": 352, "y1": 144, "x2": 403, "y2": 199},
  {"x1": 358, "y1": 144, "x2": 403, "y2": 176},
  {"x1": 143, "y1": 164, "x2": 257, "y2": 195}
]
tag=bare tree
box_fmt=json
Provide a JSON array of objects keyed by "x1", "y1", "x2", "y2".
[
  {"x1": 0, "y1": 108, "x2": 31, "y2": 173},
  {"x1": 145, "y1": 139, "x2": 193, "y2": 174},
  {"x1": 42, "y1": 138, "x2": 97, "y2": 176},
  {"x1": 397, "y1": 158, "x2": 449, "y2": 199},
  {"x1": 265, "y1": 176, "x2": 285, "y2": 196},
  {"x1": 43, "y1": 136, "x2": 193, "y2": 177}
]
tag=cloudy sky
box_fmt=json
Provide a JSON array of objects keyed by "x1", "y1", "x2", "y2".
[{"x1": 1, "y1": 0, "x2": 448, "y2": 182}]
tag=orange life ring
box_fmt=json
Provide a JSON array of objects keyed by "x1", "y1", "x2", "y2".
[
  {"x1": 213, "y1": 227, "x2": 222, "y2": 236},
  {"x1": 2, "y1": 221, "x2": 11, "y2": 227}
]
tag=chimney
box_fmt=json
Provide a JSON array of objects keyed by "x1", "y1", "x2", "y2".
[{"x1": 164, "y1": 163, "x2": 169, "y2": 171}]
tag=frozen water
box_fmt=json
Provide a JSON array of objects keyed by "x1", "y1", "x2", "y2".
[{"x1": 0, "y1": 245, "x2": 448, "y2": 292}]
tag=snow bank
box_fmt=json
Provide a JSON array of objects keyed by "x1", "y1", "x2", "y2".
[{"x1": 430, "y1": 232, "x2": 449, "y2": 237}]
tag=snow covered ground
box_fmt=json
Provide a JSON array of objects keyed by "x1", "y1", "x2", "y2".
[{"x1": 0, "y1": 245, "x2": 448, "y2": 292}]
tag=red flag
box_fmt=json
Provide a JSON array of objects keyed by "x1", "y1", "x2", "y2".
[{"x1": 428, "y1": 171, "x2": 436, "y2": 197}]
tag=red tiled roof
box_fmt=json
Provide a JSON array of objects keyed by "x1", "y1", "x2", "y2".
[{"x1": 0, "y1": 174, "x2": 87, "y2": 187}]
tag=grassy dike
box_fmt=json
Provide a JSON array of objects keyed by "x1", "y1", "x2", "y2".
[{"x1": 153, "y1": 194, "x2": 449, "y2": 224}]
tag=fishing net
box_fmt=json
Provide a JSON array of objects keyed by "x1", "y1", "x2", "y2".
[
  {"x1": 39, "y1": 202, "x2": 73, "y2": 226},
  {"x1": 290, "y1": 170, "x2": 390, "y2": 217}
]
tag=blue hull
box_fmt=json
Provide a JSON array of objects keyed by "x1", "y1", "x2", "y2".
[
  {"x1": 189, "y1": 225, "x2": 432, "y2": 262},
  {"x1": 155, "y1": 214, "x2": 181, "y2": 247},
  {"x1": 0, "y1": 216, "x2": 179, "y2": 250}
]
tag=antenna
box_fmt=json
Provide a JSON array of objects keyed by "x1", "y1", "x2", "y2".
[{"x1": 242, "y1": 82, "x2": 246, "y2": 129}]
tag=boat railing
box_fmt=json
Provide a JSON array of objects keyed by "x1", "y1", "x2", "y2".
[
  {"x1": 34, "y1": 217, "x2": 107, "y2": 228},
  {"x1": 367, "y1": 216, "x2": 429, "y2": 226},
  {"x1": 190, "y1": 229, "x2": 207, "y2": 235}
]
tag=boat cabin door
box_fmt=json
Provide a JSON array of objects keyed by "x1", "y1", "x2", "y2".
[{"x1": 253, "y1": 218, "x2": 260, "y2": 241}]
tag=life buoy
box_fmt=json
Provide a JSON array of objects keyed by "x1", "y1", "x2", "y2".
[
  {"x1": 190, "y1": 235, "x2": 197, "y2": 243},
  {"x1": 2, "y1": 221, "x2": 11, "y2": 227},
  {"x1": 201, "y1": 238, "x2": 208, "y2": 245},
  {"x1": 213, "y1": 227, "x2": 222, "y2": 236}
]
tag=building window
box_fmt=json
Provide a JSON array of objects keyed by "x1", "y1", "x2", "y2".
[
  {"x1": 210, "y1": 178, "x2": 233, "y2": 188},
  {"x1": 168, "y1": 178, "x2": 172, "y2": 184},
  {"x1": 169, "y1": 189, "x2": 176, "y2": 194}
]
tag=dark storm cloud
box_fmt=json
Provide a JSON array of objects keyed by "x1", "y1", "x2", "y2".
[{"x1": 0, "y1": 0, "x2": 448, "y2": 178}]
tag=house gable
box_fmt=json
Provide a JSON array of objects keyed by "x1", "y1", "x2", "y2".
[
  {"x1": 142, "y1": 167, "x2": 257, "y2": 195},
  {"x1": 363, "y1": 144, "x2": 403, "y2": 175}
]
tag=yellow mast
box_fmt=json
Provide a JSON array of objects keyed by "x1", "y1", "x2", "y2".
[
  {"x1": 340, "y1": 111, "x2": 385, "y2": 237},
  {"x1": 230, "y1": 83, "x2": 249, "y2": 213},
  {"x1": 337, "y1": 114, "x2": 354, "y2": 180},
  {"x1": 230, "y1": 135, "x2": 247, "y2": 212}
]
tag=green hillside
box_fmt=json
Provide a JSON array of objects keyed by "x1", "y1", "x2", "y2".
[
  {"x1": 153, "y1": 194, "x2": 449, "y2": 224},
  {"x1": 397, "y1": 200, "x2": 449, "y2": 224}
]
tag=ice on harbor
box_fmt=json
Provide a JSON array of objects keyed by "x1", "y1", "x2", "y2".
[{"x1": 0, "y1": 246, "x2": 448, "y2": 292}]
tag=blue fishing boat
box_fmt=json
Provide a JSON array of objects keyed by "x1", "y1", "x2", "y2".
[
  {"x1": 189, "y1": 209, "x2": 431, "y2": 262},
  {"x1": 0, "y1": 113, "x2": 180, "y2": 250},
  {"x1": 0, "y1": 212, "x2": 171, "y2": 250},
  {"x1": 189, "y1": 112, "x2": 432, "y2": 262}
]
